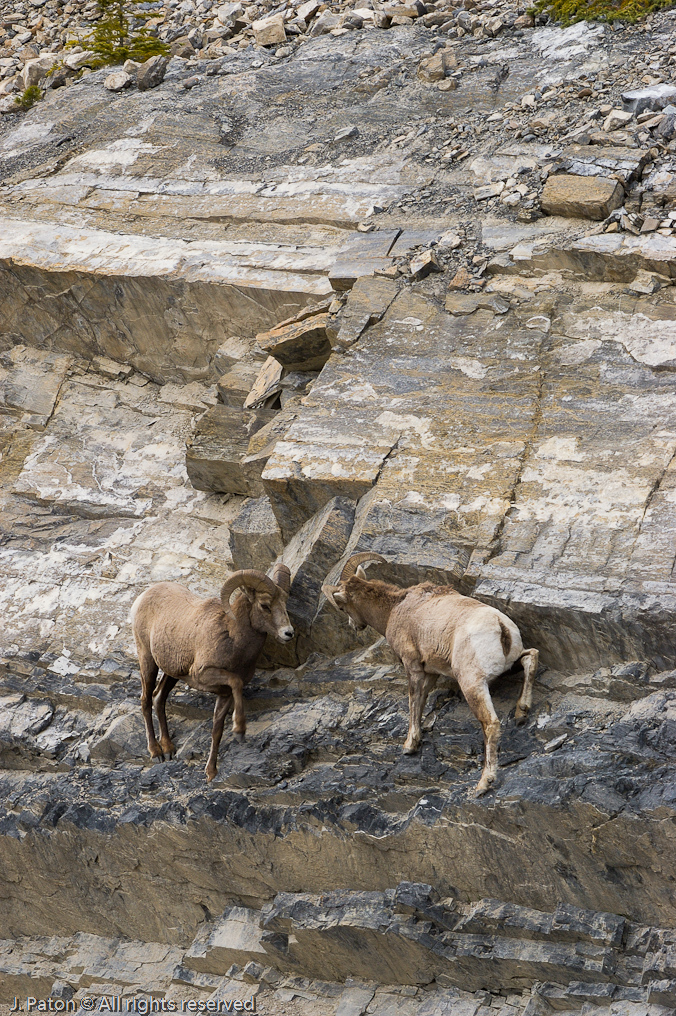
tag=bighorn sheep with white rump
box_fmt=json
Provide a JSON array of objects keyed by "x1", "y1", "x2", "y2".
[
  {"x1": 131, "y1": 564, "x2": 293, "y2": 781},
  {"x1": 323, "y1": 553, "x2": 539, "y2": 796}
]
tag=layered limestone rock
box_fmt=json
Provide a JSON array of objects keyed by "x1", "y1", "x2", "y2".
[{"x1": 2, "y1": 8, "x2": 676, "y2": 1010}]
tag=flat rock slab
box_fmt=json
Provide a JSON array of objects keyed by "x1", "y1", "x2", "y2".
[
  {"x1": 551, "y1": 145, "x2": 651, "y2": 185},
  {"x1": 503, "y1": 231, "x2": 676, "y2": 281},
  {"x1": 0, "y1": 345, "x2": 72, "y2": 425},
  {"x1": 229, "y1": 495, "x2": 284, "y2": 572},
  {"x1": 13, "y1": 382, "x2": 193, "y2": 519},
  {"x1": 262, "y1": 411, "x2": 401, "y2": 541},
  {"x1": 540, "y1": 174, "x2": 624, "y2": 220},
  {"x1": 0, "y1": 218, "x2": 333, "y2": 384},
  {"x1": 257, "y1": 313, "x2": 332, "y2": 371},
  {"x1": 186, "y1": 405, "x2": 276, "y2": 495}
]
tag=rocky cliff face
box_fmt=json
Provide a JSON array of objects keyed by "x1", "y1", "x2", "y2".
[{"x1": 2, "y1": 0, "x2": 676, "y2": 1012}]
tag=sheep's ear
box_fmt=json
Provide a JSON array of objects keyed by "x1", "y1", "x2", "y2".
[
  {"x1": 355, "y1": 565, "x2": 367, "y2": 579},
  {"x1": 334, "y1": 589, "x2": 348, "y2": 605}
]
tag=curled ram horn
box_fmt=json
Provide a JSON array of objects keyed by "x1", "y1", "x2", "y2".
[
  {"x1": 340, "y1": 552, "x2": 388, "y2": 583},
  {"x1": 220, "y1": 569, "x2": 278, "y2": 616},
  {"x1": 270, "y1": 562, "x2": 291, "y2": 595}
]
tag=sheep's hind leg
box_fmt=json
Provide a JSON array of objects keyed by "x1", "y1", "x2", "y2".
[
  {"x1": 205, "y1": 691, "x2": 233, "y2": 782},
  {"x1": 403, "y1": 658, "x2": 435, "y2": 754},
  {"x1": 462, "y1": 677, "x2": 501, "y2": 797},
  {"x1": 154, "y1": 674, "x2": 178, "y2": 758},
  {"x1": 515, "y1": 648, "x2": 539, "y2": 724},
  {"x1": 139, "y1": 652, "x2": 163, "y2": 760}
]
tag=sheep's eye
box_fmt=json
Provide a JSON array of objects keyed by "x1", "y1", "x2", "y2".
[{"x1": 261, "y1": 603, "x2": 272, "y2": 612}]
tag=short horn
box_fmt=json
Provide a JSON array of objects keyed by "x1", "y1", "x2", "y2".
[
  {"x1": 271, "y1": 562, "x2": 291, "y2": 595},
  {"x1": 220, "y1": 569, "x2": 278, "y2": 612},
  {"x1": 340, "y1": 552, "x2": 388, "y2": 582}
]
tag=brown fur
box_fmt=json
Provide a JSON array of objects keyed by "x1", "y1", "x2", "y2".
[
  {"x1": 131, "y1": 566, "x2": 293, "y2": 781},
  {"x1": 323, "y1": 558, "x2": 539, "y2": 797}
]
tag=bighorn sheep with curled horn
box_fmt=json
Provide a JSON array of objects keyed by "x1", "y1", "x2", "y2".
[
  {"x1": 130, "y1": 564, "x2": 293, "y2": 781},
  {"x1": 323, "y1": 554, "x2": 538, "y2": 796}
]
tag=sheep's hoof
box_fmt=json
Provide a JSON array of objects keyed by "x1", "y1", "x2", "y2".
[
  {"x1": 402, "y1": 740, "x2": 420, "y2": 755},
  {"x1": 205, "y1": 767, "x2": 217, "y2": 782},
  {"x1": 233, "y1": 731, "x2": 245, "y2": 743},
  {"x1": 473, "y1": 776, "x2": 494, "y2": 797},
  {"x1": 149, "y1": 745, "x2": 164, "y2": 760},
  {"x1": 160, "y1": 740, "x2": 175, "y2": 757},
  {"x1": 514, "y1": 707, "x2": 529, "y2": 726}
]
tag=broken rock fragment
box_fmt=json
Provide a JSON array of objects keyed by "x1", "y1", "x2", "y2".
[
  {"x1": 104, "y1": 70, "x2": 133, "y2": 92},
  {"x1": 333, "y1": 275, "x2": 399, "y2": 350},
  {"x1": 540, "y1": 174, "x2": 624, "y2": 221},
  {"x1": 266, "y1": 496, "x2": 356, "y2": 665},
  {"x1": 256, "y1": 314, "x2": 331, "y2": 371},
  {"x1": 408, "y1": 250, "x2": 441, "y2": 280},
  {"x1": 244, "y1": 357, "x2": 284, "y2": 409},
  {"x1": 136, "y1": 55, "x2": 167, "y2": 91},
  {"x1": 252, "y1": 13, "x2": 286, "y2": 46},
  {"x1": 185, "y1": 405, "x2": 276, "y2": 496},
  {"x1": 417, "y1": 49, "x2": 455, "y2": 83},
  {"x1": 229, "y1": 496, "x2": 284, "y2": 572},
  {"x1": 262, "y1": 411, "x2": 400, "y2": 541}
]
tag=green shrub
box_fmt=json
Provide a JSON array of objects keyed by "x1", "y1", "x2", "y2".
[
  {"x1": 14, "y1": 85, "x2": 42, "y2": 109},
  {"x1": 530, "y1": 0, "x2": 675, "y2": 23},
  {"x1": 81, "y1": 0, "x2": 169, "y2": 66}
]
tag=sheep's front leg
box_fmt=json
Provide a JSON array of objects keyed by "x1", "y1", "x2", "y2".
[
  {"x1": 462, "y1": 678, "x2": 501, "y2": 796},
  {"x1": 138, "y1": 650, "x2": 163, "y2": 760},
  {"x1": 227, "y1": 676, "x2": 246, "y2": 742},
  {"x1": 403, "y1": 657, "x2": 434, "y2": 754},
  {"x1": 205, "y1": 691, "x2": 233, "y2": 782},
  {"x1": 515, "y1": 648, "x2": 539, "y2": 723},
  {"x1": 154, "y1": 674, "x2": 178, "y2": 758}
]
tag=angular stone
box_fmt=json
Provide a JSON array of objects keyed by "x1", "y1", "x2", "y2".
[
  {"x1": 213, "y1": 336, "x2": 257, "y2": 376},
  {"x1": 136, "y1": 55, "x2": 167, "y2": 91},
  {"x1": 262, "y1": 411, "x2": 400, "y2": 541},
  {"x1": 603, "y1": 109, "x2": 633, "y2": 132},
  {"x1": 0, "y1": 345, "x2": 71, "y2": 423},
  {"x1": 228, "y1": 496, "x2": 284, "y2": 572},
  {"x1": 333, "y1": 276, "x2": 399, "y2": 350},
  {"x1": 104, "y1": 70, "x2": 132, "y2": 92},
  {"x1": 540, "y1": 174, "x2": 624, "y2": 220},
  {"x1": 329, "y1": 231, "x2": 402, "y2": 291},
  {"x1": 647, "y1": 978, "x2": 676, "y2": 1006},
  {"x1": 550, "y1": 145, "x2": 650, "y2": 187},
  {"x1": 409, "y1": 250, "x2": 441, "y2": 279},
  {"x1": 271, "y1": 496, "x2": 356, "y2": 664},
  {"x1": 551, "y1": 904, "x2": 625, "y2": 947},
  {"x1": 185, "y1": 405, "x2": 276, "y2": 496},
  {"x1": 252, "y1": 13, "x2": 287, "y2": 46},
  {"x1": 335, "y1": 986, "x2": 376, "y2": 1016},
  {"x1": 244, "y1": 357, "x2": 285, "y2": 409},
  {"x1": 241, "y1": 408, "x2": 298, "y2": 496},
  {"x1": 19, "y1": 53, "x2": 58, "y2": 89},
  {"x1": 184, "y1": 908, "x2": 266, "y2": 975},
  {"x1": 256, "y1": 314, "x2": 331, "y2": 371},
  {"x1": 89, "y1": 711, "x2": 148, "y2": 762},
  {"x1": 217, "y1": 360, "x2": 264, "y2": 407},
  {"x1": 621, "y1": 84, "x2": 676, "y2": 114},
  {"x1": 417, "y1": 51, "x2": 454, "y2": 83}
]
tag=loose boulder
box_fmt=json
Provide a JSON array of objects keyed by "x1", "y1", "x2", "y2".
[
  {"x1": 136, "y1": 55, "x2": 167, "y2": 91},
  {"x1": 185, "y1": 405, "x2": 276, "y2": 496},
  {"x1": 540, "y1": 174, "x2": 624, "y2": 220}
]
